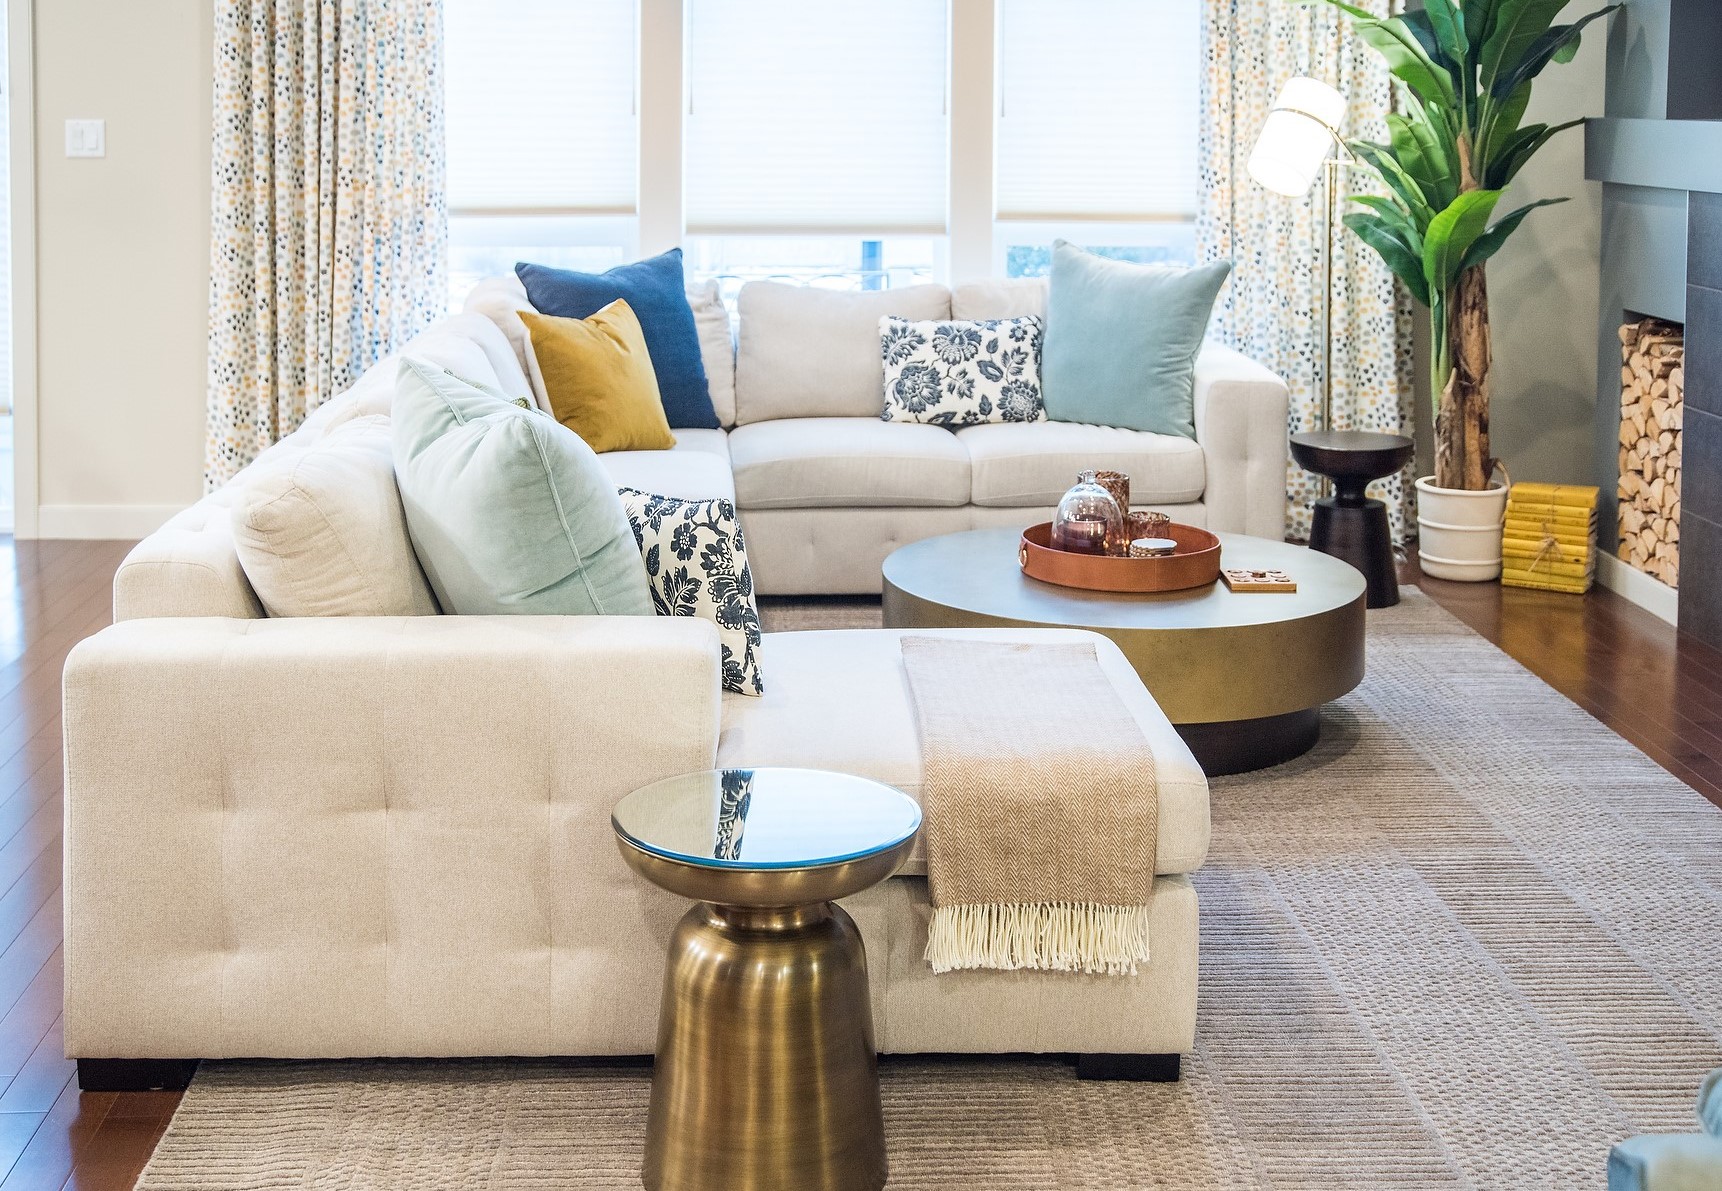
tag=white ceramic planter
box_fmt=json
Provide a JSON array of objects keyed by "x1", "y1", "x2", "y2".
[{"x1": 1415, "y1": 475, "x2": 1509, "y2": 582}]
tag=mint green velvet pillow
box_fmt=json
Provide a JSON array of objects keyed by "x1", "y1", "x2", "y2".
[
  {"x1": 1608, "y1": 1135, "x2": 1722, "y2": 1191},
  {"x1": 1041, "y1": 240, "x2": 1231, "y2": 440},
  {"x1": 391, "y1": 357, "x2": 653, "y2": 617}
]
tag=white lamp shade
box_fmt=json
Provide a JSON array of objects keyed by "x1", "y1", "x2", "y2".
[{"x1": 1246, "y1": 77, "x2": 1347, "y2": 197}]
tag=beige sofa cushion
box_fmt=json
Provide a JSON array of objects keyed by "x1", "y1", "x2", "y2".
[
  {"x1": 951, "y1": 277, "x2": 1048, "y2": 321},
  {"x1": 597, "y1": 428, "x2": 735, "y2": 503},
  {"x1": 231, "y1": 416, "x2": 439, "y2": 618},
  {"x1": 958, "y1": 420, "x2": 1206, "y2": 508},
  {"x1": 717, "y1": 627, "x2": 1209, "y2": 877},
  {"x1": 734, "y1": 282, "x2": 951, "y2": 423},
  {"x1": 685, "y1": 280, "x2": 737, "y2": 428},
  {"x1": 464, "y1": 275, "x2": 737, "y2": 427},
  {"x1": 729, "y1": 418, "x2": 969, "y2": 509}
]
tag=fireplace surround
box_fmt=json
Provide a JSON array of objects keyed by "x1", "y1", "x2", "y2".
[
  {"x1": 1585, "y1": 0, "x2": 1722, "y2": 644},
  {"x1": 1615, "y1": 316, "x2": 1682, "y2": 589}
]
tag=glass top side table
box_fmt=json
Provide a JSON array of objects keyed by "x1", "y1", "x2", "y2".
[{"x1": 613, "y1": 768, "x2": 921, "y2": 1191}]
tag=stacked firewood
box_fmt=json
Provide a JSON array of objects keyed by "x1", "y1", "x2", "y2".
[{"x1": 1617, "y1": 317, "x2": 1684, "y2": 588}]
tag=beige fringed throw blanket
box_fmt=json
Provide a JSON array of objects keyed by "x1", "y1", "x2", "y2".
[{"x1": 899, "y1": 636, "x2": 1158, "y2": 975}]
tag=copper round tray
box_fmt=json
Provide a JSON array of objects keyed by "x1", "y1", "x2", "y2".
[{"x1": 1018, "y1": 522, "x2": 1222, "y2": 593}]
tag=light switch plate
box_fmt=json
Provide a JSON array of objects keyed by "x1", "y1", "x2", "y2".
[{"x1": 65, "y1": 119, "x2": 105, "y2": 158}]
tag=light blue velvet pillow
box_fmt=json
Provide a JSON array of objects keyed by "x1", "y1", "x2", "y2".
[
  {"x1": 391, "y1": 357, "x2": 653, "y2": 617},
  {"x1": 1040, "y1": 240, "x2": 1231, "y2": 440}
]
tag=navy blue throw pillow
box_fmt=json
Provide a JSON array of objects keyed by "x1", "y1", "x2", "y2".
[{"x1": 516, "y1": 250, "x2": 719, "y2": 430}]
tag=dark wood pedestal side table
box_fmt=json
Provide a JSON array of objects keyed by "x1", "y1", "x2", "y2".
[
  {"x1": 1290, "y1": 430, "x2": 1416, "y2": 608},
  {"x1": 613, "y1": 767, "x2": 920, "y2": 1191}
]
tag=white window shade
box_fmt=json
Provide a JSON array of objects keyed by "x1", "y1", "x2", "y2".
[
  {"x1": 445, "y1": 0, "x2": 638, "y2": 214},
  {"x1": 685, "y1": 0, "x2": 949, "y2": 234},
  {"x1": 997, "y1": 0, "x2": 1198, "y2": 222}
]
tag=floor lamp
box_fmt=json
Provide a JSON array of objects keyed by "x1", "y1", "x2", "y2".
[
  {"x1": 1247, "y1": 77, "x2": 1415, "y2": 609},
  {"x1": 1246, "y1": 77, "x2": 1349, "y2": 436}
]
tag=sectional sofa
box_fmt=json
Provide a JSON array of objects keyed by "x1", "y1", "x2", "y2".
[
  {"x1": 468, "y1": 273, "x2": 1291, "y2": 594},
  {"x1": 62, "y1": 276, "x2": 1288, "y2": 1087}
]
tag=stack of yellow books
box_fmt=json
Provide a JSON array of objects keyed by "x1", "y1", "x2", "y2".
[{"x1": 1501, "y1": 482, "x2": 1599, "y2": 593}]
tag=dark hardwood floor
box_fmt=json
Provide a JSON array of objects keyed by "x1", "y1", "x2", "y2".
[
  {"x1": 0, "y1": 537, "x2": 1709, "y2": 1188},
  {"x1": 1408, "y1": 558, "x2": 1722, "y2": 810}
]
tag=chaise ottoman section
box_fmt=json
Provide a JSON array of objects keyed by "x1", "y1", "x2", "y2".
[
  {"x1": 717, "y1": 627, "x2": 1211, "y2": 877},
  {"x1": 719, "y1": 625, "x2": 1208, "y2": 1060}
]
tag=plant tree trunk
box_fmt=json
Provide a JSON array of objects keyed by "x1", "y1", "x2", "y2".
[{"x1": 1435, "y1": 264, "x2": 1494, "y2": 490}]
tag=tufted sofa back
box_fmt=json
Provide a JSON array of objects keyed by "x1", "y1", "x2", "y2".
[{"x1": 113, "y1": 314, "x2": 531, "y2": 622}]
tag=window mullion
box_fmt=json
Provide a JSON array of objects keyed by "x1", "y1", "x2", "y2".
[
  {"x1": 948, "y1": 0, "x2": 996, "y2": 284},
  {"x1": 638, "y1": 0, "x2": 684, "y2": 255}
]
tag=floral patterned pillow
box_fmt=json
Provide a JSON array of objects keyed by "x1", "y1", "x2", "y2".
[
  {"x1": 618, "y1": 488, "x2": 763, "y2": 696},
  {"x1": 879, "y1": 315, "x2": 1046, "y2": 427}
]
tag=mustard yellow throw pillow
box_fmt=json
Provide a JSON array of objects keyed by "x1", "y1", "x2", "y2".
[{"x1": 520, "y1": 300, "x2": 676, "y2": 453}]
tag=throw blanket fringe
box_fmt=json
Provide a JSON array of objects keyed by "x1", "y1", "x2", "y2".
[{"x1": 927, "y1": 902, "x2": 1154, "y2": 976}]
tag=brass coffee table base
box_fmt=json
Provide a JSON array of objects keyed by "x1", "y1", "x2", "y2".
[
  {"x1": 645, "y1": 901, "x2": 885, "y2": 1191},
  {"x1": 1173, "y1": 707, "x2": 1321, "y2": 777}
]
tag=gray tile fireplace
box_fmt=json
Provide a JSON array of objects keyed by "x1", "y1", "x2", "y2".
[{"x1": 1586, "y1": 0, "x2": 1722, "y2": 646}]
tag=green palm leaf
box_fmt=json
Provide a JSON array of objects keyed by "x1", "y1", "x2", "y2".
[
  {"x1": 1424, "y1": 0, "x2": 1468, "y2": 62},
  {"x1": 1458, "y1": 197, "x2": 1569, "y2": 272},
  {"x1": 1353, "y1": 16, "x2": 1457, "y2": 106},
  {"x1": 1350, "y1": 193, "x2": 1426, "y2": 244},
  {"x1": 1486, "y1": 118, "x2": 1584, "y2": 188},
  {"x1": 1489, "y1": 8, "x2": 1619, "y2": 99},
  {"x1": 1345, "y1": 211, "x2": 1431, "y2": 306},
  {"x1": 1347, "y1": 139, "x2": 1435, "y2": 226},
  {"x1": 1478, "y1": 0, "x2": 1570, "y2": 95},
  {"x1": 1423, "y1": 190, "x2": 1504, "y2": 294},
  {"x1": 1463, "y1": 0, "x2": 1502, "y2": 52}
]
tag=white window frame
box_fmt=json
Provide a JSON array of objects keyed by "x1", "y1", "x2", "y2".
[
  {"x1": 449, "y1": 0, "x2": 1196, "y2": 290},
  {"x1": 990, "y1": 219, "x2": 1199, "y2": 277}
]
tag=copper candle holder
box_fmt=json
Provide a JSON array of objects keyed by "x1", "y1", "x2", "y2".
[
  {"x1": 1129, "y1": 511, "x2": 1171, "y2": 542},
  {"x1": 1094, "y1": 471, "x2": 1131, "y2": 516}
]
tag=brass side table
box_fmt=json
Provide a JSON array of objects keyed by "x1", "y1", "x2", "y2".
[{"x1": 613, "y1": 767, "x2": 921, "y2": 1191}]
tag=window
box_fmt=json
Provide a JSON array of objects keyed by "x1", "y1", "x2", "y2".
[
  {"x1": 444, "y1": 0, "x2": 640, "y2": 307},
  {"x1": 681, "y1": 0, "x2": 948, "y2": 297},
  {"x1": 440, "y1": 0, "x2": 1200, "y2": 305},
  {"x1": 684, "y1": 0, "x2": 948, "y2": 234},
  {"x1": 684, "y1": 237, "x2": 942, "y2": 308},
  {"x1": 445, "y1": 0, "x2": 637, "y2": 214},
  {"x1": 995, "y1": 0, "x2": 1199, "y2": 274}
]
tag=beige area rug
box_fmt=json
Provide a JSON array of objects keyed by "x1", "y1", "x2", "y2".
[{"x1": 138, "y1": 593, "x2": 1722, "y2": 1189}]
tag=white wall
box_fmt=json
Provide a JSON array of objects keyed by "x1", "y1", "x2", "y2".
[{"x1": 26, "y1": 0, "x2": 211, "y2": 538}]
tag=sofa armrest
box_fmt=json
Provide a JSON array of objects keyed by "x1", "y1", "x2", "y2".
[
  {"x1": 114, "y1": 494, "x2": 265, "y2": 622},
  {"x1": 61, "y1": 614, "x2": 722, "y2": 1058},
  {"x1": 1192, "y1": 343, "x2": 1290, "y2": 539}
]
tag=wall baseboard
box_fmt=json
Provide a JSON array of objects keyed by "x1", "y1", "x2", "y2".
[
  {"x1": 32, "y1": 503, "x2": 186, "y2": 541},
  {"x1": 1596, "y1": 552, "x2": 1678, "y2": 626}
]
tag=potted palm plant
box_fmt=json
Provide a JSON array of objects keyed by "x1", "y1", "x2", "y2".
[{"x1": 1310, "y1": 0, "x2": 1615, "y2": 579}]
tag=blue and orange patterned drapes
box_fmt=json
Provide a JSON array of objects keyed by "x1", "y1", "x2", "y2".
[
  {"x1": 1198, "y1": 0, "x2": 1417, "y2": 543},
  {"x1": 206, "y1": 0, "x2": 447, "y2": 489}
]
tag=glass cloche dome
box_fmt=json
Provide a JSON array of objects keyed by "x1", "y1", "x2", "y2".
[{"x1": 1052, "y1": 470, "x2": 1125, "y2": 556}]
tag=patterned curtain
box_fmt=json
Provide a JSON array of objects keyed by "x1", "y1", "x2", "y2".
[
  {"x1": 1198, "y1": 0, "x2": 1417, "y2": 543},
  {"x1": 206, "y1": 0, "x2": 447, "y2": 490}
]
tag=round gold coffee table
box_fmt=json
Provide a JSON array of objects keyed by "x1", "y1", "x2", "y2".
[
  {"x1": 882, "y1": 529, "x2": 1367, "y2": 774},
  {"x1": 614, "y1": 767, "x2": 920, "y2": 1191}
]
